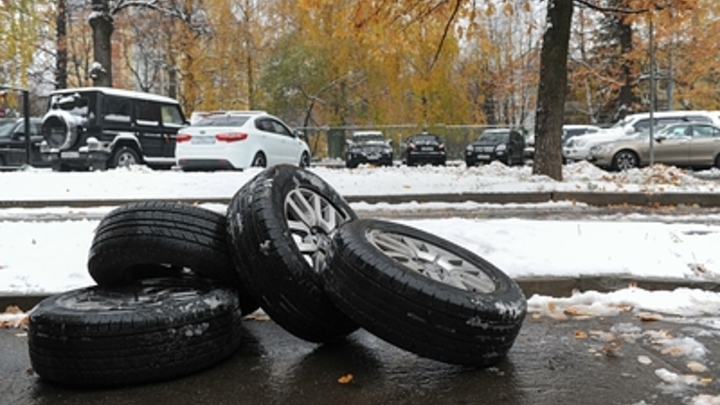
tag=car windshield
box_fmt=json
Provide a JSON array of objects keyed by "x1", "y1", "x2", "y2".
[
  {"x1": 353, "y1": 133, "x2": 385, "y2": 143},
  {"x1": 477, "y1": 131, "x2": 509, "y2": 143},
  {"x1": 0, "y1": 120, "x2": 16, "y2": 137},
  {"x1": 409, "y1": 135, "x2": 438, "y2": 143},
  {"x1": 194, "y1": 115, "x2": 250, "y2": 127}
]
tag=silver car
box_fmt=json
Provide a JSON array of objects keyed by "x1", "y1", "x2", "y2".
[{"x1": 588, "y1": 122, "x2": 720, "y2": 171}]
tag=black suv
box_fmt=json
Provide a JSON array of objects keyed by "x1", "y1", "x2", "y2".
[
  {"x1": 345, "y1": 131, "x2": 393, "y2": 168},
  {"x1": 40, "y1": 87, "x2": 187, "y2": 171},
  {"x1": 403, "y1": 133, "x2": 446, "y2": 166},
  {"x1": 0, "y1": 117, "x2": 45, "y2": 168},
  {"x1": 465, "y1": 128, "x2": 525, "y2": 167}
]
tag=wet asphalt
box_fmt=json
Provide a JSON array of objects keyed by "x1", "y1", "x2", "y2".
[{"x1": 3, "y1": 310, "x2": 720, "y2": 405}]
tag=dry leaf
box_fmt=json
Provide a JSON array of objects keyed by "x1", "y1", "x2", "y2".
[
  {"x1": 602, "y1": 341, "x2": 624, "y2": 357},
  {"x1": 574, "y1": 330, "x2": 588, "y2": 339},
  {"x1": 688, "y1": 361, "x2": 708, "y2": 373},
  {"x1": 638, "y1": 312, "x2": 663, "y2": 322},
  {"x1": 242, "y1": 313, "x2": 271, "y2": 322},
  {"x1": 338, "y1": 374, "x2": 354, "y2": 384},
  {"x1": 661, "y1": 346, "x2": 686, "y2": 356},
  {"x1": 4, "y1": 305, "x2": 22, "y2": 314}
]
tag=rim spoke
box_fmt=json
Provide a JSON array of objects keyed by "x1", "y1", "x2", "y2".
[{"x1": 367, "y1": 229, "x2": 496, "y2": 293}]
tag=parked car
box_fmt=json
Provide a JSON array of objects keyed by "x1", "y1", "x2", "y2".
[
  {"x1": 563, "y1": 110, "x2": 717, "y2": 163},
  {"x1": 524, "y1": 124, "x2": 602, "y2": 161},
  {"x1": 175, "y1": 111, "x2": 310, "y2": 171},
  {"x1": 0, "y1": 117, "x2": 46, "y2": 168},
  {"x1": 587, "y1": 122, "x2": 720, "y2": 171},
  {"x1": 345, "y1": 131, "x2": 393, "y2": 168},
  {"x1": 465, "y1": 128, "x2": 525, "y2": 167},
  {"x1": 40, "y1": 87, "x2": 187, "y2": 171},
  {"x1": 402, "y1": 133, "x2": 446, "y2": 166}
]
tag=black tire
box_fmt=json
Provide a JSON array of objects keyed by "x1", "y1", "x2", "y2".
[
  {"x1": 28, "y1": 277, "x2": 243, "y2": 387},
  {"x1": 612, "y1": 150, "x2": 639, "y2": 171},
  {"x1": 466, "y1": 158, "x2": 475, "y2": 167},
  {"x1": 322, "y1": 219, "x2": 527, "y2": 367},
  {"x1": 110, "y1": 145, "x2": 141, "y2": 168},
  {"x1": 714, "y1": 154, "x2": 720, "y2": 169},
  {"x1": 226, "y1": 164, "x2": 359, "y2": 342},
  {"x1": 345, "y1": 159, "x2": 357, "y2": 169},
  {"x1": 42, "y1": 111, "x2": 78, "y2": 150},
  {"x1": 299, "y1": 151, "x2": 310, "y2": 168},
  {"x1": 88, "y1": 200, "x2": 258, "y2": 315},
  {"x1": 251, "y1": 152, "x2": 266, "y2": 168}
]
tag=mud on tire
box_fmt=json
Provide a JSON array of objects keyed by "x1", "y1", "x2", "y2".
[
  {"x1": 28, "y1": 277, "x2": 243, "y2": 387},
  {"x1": 88, "y1": 200, "x2": 258, "y2": 315},
  {"x1": 322, "y1": 218, "x2": 527, "y2": 367},
  {"x1": 226, "y1": 164, "x2": 359, "y2": 343}
]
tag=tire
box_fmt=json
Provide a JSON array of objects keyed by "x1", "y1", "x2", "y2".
[
  {"x1": 88, "y1": 200, "x2": 258, "y2": 315},
  {"x1": 299, "y1": 152, "x2": 310, "y2": 168},
  {"x1": 322, "y1": 219, "x2": 527, "y2": 367},
  {"x1": 28, "y1": 276, "x2": 243, "y2": 387},
  {"x1": 714, "y1": 154, "x2": 720, "y2": 169},
  {"x1": 345, "y1": 159, "x2": 357, "y2": 169},
  {"x1": 226, "y1": 164, "x2": 359, "y2": 342},
  {"x1": 110, "y1": 145, "x2": 141, "y2": 168},
  {"x1": 466, "y1": 159, "x2": 475, "y2": 167},
  {"x1": 612, "y1": 150, "x2": 639, "y2": 171},
  {"x1": 251, "y1": 152, "x2": 266, "y2": 168},
  {"x1": 41, "y1": 110, "x2": 78, "y2": 150}
]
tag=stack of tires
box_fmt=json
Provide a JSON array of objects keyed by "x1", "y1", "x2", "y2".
[{"x1": 28, "y1": 164, "x2": 527, "y2": 387}]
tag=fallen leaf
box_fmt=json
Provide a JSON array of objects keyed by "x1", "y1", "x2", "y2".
[
  {"x1": 661, "y1": 346, "x2": 686, "y2": 356},
  {"x1": 243, "y1": 313, "x2": 271, "y2": 322},
  {"x1": 3, "y1": 305, "x2": 22, "y2": 314},
  {"x1": 574, "y1": 330, "x2": 588, "y2": 339},
  {"x1": 688, "y1": 361, "x2": 709, "y2": 373},
  {"x1": 638, "y1": 312, "x2": 663, "y2": 322},
  {"x1": 338, "y1": 374, "x2": 354, "y2": 384}
]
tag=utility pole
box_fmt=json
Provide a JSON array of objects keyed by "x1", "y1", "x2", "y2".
[{"x1": 648, "y1": 14, "x2": 656, "y2": 166}]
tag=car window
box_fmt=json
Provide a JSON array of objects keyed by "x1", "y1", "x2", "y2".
[
  {"x1": 0, "y1": 120, "x2": 15, "y2": 138},
  {"x1": 135, "y1": 100, "x2": 161, "y2": 126},
  {"x1": 665, "y1": 125, "x2": 690, "y2": 138},
  {"x1": 692, "y1": 125, "x2": 718, "y2": 138},
  {"x1": 265, "y1": 119, "x2": 292, "y2": 136},
  {"x1": 161, "y1": 105, "x2": 185, "y2": 127},
  {"x1": 195, "y1": 116, "x2": 250, "y2": 127},
  {"x1": 104, "y1": 96, "x2": 131, "y2": 123}
]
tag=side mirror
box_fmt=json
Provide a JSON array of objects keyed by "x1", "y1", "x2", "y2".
[
  {"x1": 655, "y1": 135, "x2": 666, "y2": 142},
  {"x1": 293, "y1": 129, "x2": 305, "y2": 139},
  {"x1": 387, "y1": 139, "x2": 393, "y2": 147}
]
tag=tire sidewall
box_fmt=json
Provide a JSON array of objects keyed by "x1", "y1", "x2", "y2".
[{"x1": 331, "y1": 219, "x2": 526, "y2": 317}]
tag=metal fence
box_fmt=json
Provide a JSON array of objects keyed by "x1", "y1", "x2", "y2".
[{"x1": 299, "y1": 124, "x2": 521, "y2": 160}]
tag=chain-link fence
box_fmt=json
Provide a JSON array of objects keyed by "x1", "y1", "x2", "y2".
[{"x1": 299, "y1": 124, "x2": 524, "y2": 161}]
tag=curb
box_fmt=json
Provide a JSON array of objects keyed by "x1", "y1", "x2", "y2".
[
  {"x1": 2, "y1": 191, "x2": 720, "y2": 209},
  {"x1": 4, "y1": 276, "x2": 719, "y2": 313}
]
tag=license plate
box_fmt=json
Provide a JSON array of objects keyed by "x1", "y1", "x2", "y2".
[
  {"x1": 61, "y1": 151, "x2": 80, "y2": 159},
  {"x1": 421, "y1": 147, "x2": 434, "y2": 151},
  {"x1": 191, "y1": 137, "x2": 215, "y2": 145},
  {"x1": 367, "y1": 154, "x2": 380, "y2": 160},
  {"x1": 477, "y1": 154, "x2": 490, "y2": 159}
]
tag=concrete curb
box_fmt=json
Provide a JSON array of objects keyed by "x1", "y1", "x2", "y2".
[
  {"x1": 4, "y1": 276, "x2": 719, "y2": 313},
  {"x1": 2, "y1": 191, "x2": 720, "y2": 209}
]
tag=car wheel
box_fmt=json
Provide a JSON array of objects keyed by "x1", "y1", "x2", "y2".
[
  {"x1": 226, "y1": 165, "x2": 359, "y2": 343},
  {"x1": 28, "y1": 276, "x2": 243, "y2": 387},
  {"x1": 714, "y1": 155, "x2": 720, "y2": 169},
  {"x1": 88, "y1": 200, "x2": 258, "y2": 315},
  {"x1": 345, "y1": 159, "x2": 357, "y2": 169},
  {"x1": 299, "y1": 152, "x2": 310, "y2": 168},
  {"x1": 251, "y1": 152, "x2": 266, "y2": 168},
  {"x1": 466, "y1": 159, "x2": 475, "y2": 167},
  {"x1": 322, "y1": 219, "x2": 527, "y2": 366},
  {"x1": 612, "y1": 150, "x2": 639, "y2": 171},
  {"x1": 110, "y1": 145, "x2": 141, "y2": 168}
]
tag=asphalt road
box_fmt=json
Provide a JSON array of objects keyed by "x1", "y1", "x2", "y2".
[{"x1": 3, "y1": 311, "x2": 720, "y2": 405}]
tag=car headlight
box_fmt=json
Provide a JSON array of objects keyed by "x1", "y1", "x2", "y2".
[
  {"x1": 574, "y1": 139, "x2": 587, "y2": 147},
  {"x1": 496, "y1": 144, "x2": 507, "y2": 152},
  {"x1": 466, "y1": 145, "x2": 473, "y2": 151}
]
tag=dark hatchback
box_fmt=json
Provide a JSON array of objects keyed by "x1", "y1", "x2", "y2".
[
  {"x1": 465, "y1": 128, "x2": 525, "y2": 167},
  {"x1": 403, "y1": 133, "x2": 446, "y2": 166},
  {"x1": 0, "y1": 117, "x2": 46, "y2": 168}
]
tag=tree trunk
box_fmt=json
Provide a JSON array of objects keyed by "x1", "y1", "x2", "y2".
[
  {"x1": 55, "y1": 0, "x2": 68, "y2": 89},
  {"x1": 89, "y1": 0, "x2": 114, "y2": 87},
  {"x1": 533, "y1": 0, "x2": 574, "y2": 181}
]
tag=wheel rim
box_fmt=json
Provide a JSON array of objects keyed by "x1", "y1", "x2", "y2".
[
  {"x1": 285, "y1": 187, "x2": 351, "y2": 273},
  {"x1": 56, "y1": 280, "x2": 209, "y2": 311},
  {"x1": 615, "y1": 152, "x2": 636, "y2": 170},
  {"x1": 117, "y1": 150, "x2": 138, "y2": 166},
  {"x1": 366, "y1": 229, "x2": 496, "y2": 293},
  {"x1": 253, "y1": 154, "x2": 266, "y2": 167}
]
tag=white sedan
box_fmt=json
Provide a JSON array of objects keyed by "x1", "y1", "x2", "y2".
[{"x1": 176, "y1": 111, "x2": 311, "y2": 170}]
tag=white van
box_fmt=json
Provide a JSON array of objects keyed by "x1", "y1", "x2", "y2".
[{"x1": 563, "y1": 110, "x2": 719, "y2": 162}]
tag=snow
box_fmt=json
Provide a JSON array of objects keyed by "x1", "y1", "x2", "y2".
[{"x1": 3, "y1": 161, "x2": 720, "y2": 318}]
